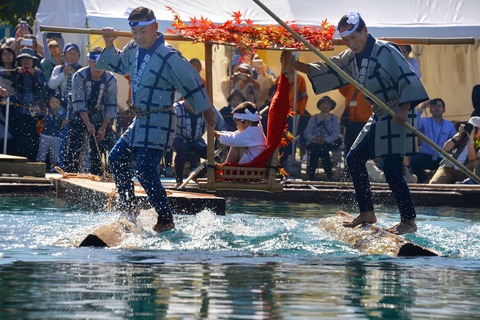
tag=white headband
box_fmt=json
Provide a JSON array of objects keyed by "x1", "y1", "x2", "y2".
[
  {"x1": 129, "y1": 18, "x2": 156, "y2": 27},
  {"x1": 233, "y1": 109, "x2": 261, "y2": 122},
  {"x1": 338, "y1": 12, "x2": 361, "y2": 37}
]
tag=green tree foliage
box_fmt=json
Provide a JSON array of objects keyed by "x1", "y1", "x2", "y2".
[{"x1": 0, "y1": 0, "x2": 41, "y2": 27}]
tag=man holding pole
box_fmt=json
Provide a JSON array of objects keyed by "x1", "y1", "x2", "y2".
[
  {"x1": 97, "y1": 6, "x2": 215, "y2": 232},
  {"x1": 283, "y1": 12, "x2": 428, "y2": 234}
]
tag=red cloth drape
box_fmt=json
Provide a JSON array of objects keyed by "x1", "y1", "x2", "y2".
[{"x1": 225, "y1": 72, "x2": 290, "y2": 167}]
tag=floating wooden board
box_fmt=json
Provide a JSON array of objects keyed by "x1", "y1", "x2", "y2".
[{"x1": 318, "y1": 211, "x2": 439, "y2": 257}]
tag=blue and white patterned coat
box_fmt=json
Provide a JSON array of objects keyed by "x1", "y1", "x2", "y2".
[
  {"x1": 96, "y1": 34, "x2": 211, "y2": 151},
  {"x1": 307, "y1": 37, "x2": 429, "y2": 159}
]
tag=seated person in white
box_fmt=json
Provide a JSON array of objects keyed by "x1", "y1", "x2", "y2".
[{"x1": 214, "y1": 101, "x2": 267, "y2": 164}]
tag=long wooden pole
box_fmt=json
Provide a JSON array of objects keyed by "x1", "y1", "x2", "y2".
[
  {"x1": 40, "y1": 25, "x2": 474, "y2": 46},
  {"x1": 204, "y1": 43, "x2": 217, "y2": 192},
  {"x1": 252, "y1": 0, "x2": 480, "y2": 184}
]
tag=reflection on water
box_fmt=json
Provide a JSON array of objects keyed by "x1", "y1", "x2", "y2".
[{"x1": 1, "y1": 197, "x2": 480, "y2": 319}]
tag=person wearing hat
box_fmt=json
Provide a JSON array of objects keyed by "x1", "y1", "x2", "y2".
[
  {"x1": 65, "y1": 47, "x2": 118, "y2": 176},
  {"x1": 40, "y1": 39, "x2": 63, "y2": 82},
  {"x1": 9, "y1": 47, "x2": 46, "y2": 161},
  {"x1": 36, "y1": 90, "x2": 67, "y2": 171},
  {"x1": 230, "y1": 62, "x2": 261, "y2": 104},
  {"x1": 282, "y1": 12, "x2": 429, "y2": 234},
  {"x1": 303, "y1": 96, "x2": 341, "y2": 181},
  {"x1": 429, "y1": 116, "x2": 480, "y2": 184},
  {"x1": 220, "y1": 89, "x2": 246, "y2": 132},
  {"x1": 48, "y1": 42, "x2": 82, "y2": 102}
]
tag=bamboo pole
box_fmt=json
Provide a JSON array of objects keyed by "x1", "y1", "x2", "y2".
[
  {"x1": 252, "y1": 0, "x2": 480, "y2": 184},
  {"x1": 40, "y1": 26, "x2": 474, "y2": 46},
  {"x1": 204, "y1": 43, "x2": 217, "y2": 192},
  {"x1": 39, "y1": 25, "x2": 185, "y2": 41},
  {"x1": 335, "y1": 37, "x2": 474, "y2": 46}
]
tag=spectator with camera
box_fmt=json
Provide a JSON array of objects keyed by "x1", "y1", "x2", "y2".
[
  {"x1": 229, "y1": 63, "x2": 261, "y2": 104},
  {"x1": 9, "y1": 21, "x2": 44, "y2": 57},
  {"x1": 409, "y1": 98, "x2": 456, "y2": 183},
  {"x1": 10, "y1": 48, "x2": 47, "y2": 161},
  {"x1": 429, "y1": 116, "x2": 480, "y2": 184}
]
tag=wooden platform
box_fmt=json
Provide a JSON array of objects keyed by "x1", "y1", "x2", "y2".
[
  {"x1": 56, "y1": 178, "x2": 226, "y2": 215},
  {"x1": 0, "y1": 154, "x2": 45, "y2": 178},
  {"x1": 205, "y1": 180, "x2": 480, "y2": 207},
  {"x1": 318, "y1": 211, "x2": 439, "y2": 257}
]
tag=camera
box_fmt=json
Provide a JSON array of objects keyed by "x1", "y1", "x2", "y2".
[
  {"x1": 237, "y1": 73, "x2": 247, "y2": 81},
  {"x1": 19, "y1": 38, "x2": 33, "y2": 47},
  {"x1": 46, "y1": 32, "x2": 62, "y2": 39},
  {"x1": 464, "y1": 123, "x2": 474, "y2": 134}
]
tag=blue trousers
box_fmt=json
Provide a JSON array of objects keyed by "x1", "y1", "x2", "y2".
[
  {"x1": 108, "y1": 139, "x2": 173, "y2": 224},
  {"x1": 346, "y1": 133, "x2": 416, "y2": 222}
]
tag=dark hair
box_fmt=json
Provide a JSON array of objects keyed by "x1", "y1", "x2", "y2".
[
  {"x1": 337, "y1": 15, "x2": 366, "y2": 34},
  {"x1": 231, "y1": 101, "x2": 260, "y2": 125},
  {"x1": 472, "y1": 84, "x2": 480, "y2": 111},
  {"x1": 268, "y1": 85, "x2": 277, "y2": 97},
  {"x1": 128, "y1": 7, "x2": 155, "y2": 22},
  {"x1": 429, "y1": 98, "x2": 446, "y2": 109},
  {"x1": 400, "y1": 45, "x2": 412, "y2": 54},
  {"x1": 0, "y1": 47, "x2": 16, "y2": 67},
  {"x1": 14, "y1": 23, "x2": 33, "y2": 35},
  {"x1": 89, "y1": 46, "x2": 103, "y2": 55},
  {"x1": 189, "y1": 58, "x2": 200, "y2": 65}
]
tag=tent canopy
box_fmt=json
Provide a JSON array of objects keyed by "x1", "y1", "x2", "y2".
[{"x1": 36, "y1": 0, "x2": 480, "y2": 39}]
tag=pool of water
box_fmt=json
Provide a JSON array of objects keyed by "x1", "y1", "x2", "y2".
[{"x1": 1, "y1": 196, "x2": 480, "y2": 319}]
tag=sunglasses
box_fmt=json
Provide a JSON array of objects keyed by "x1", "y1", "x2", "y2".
[{"x1": 234, "y1": 118, "x2": 246, "y2": 123}]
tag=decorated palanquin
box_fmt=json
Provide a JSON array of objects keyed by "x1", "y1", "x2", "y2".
[
  {"x1": 168, "y1": 9, "x2": 335, "y2": 191},
  {"x1": 199, "y1": 72, "x2": 291, "y2": 191}
]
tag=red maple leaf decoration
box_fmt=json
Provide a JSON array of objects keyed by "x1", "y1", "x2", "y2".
[{"x1": 166, "y1": 7, "x2": 335, "y2": 51}]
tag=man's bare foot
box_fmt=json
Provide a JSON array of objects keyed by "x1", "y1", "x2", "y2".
[
  {"x1": 343, "y1": 211, "x2": 377, "y2": 228},
  {"x1": 384, "y1": 220, "x2": 417, "y2": 235},
  {"x1": 153, "y1": 221, "x2": 175, "y2": 233}
]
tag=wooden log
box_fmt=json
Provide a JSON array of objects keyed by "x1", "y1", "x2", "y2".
[
  {"x1": 78, "y1": 218, "x2": 144, "y2": 247},
  {"x1": 78, "y1": 208, "x2": 161, "y2": 247},
  {"x1": 39, "y1": 26, "x2": 474, "y2": 46},
  {"x1": 318, "y1": 211, "x2": 439, "y2": 257}
]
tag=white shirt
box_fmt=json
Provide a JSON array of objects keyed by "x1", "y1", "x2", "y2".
[{"x1": 219, "y1": 125, "x2": 267, "y2": 164}]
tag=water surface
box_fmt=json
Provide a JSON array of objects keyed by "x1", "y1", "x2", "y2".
[{"x1": 1, "y1": 196, "x2": 479, "y2": 319}]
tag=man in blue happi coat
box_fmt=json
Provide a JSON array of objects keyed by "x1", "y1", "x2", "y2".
[
  {"x1": 282, "y1": 12, "x2": 429, "y2": 234},
  {"x1": 97, "y1": 6, "x2": 215, "y2": 232}
]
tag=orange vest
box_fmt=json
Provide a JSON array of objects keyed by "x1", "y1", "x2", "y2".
[{"x1": 339, "y1": 85, "x2": 372, "y2": 122}]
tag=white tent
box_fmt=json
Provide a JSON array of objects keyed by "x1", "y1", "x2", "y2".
[{"x1": 35, "y1": 0, "x2": 480, "y2": 120}]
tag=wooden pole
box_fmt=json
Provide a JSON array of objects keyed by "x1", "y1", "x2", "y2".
[
  {"x1": 39, "y1": 25, "x2": 185, "y2": 41},
  {"x1": 204, "y1": 43, "x2": 216, "y2": 192},
  {"x1": 334, "y1": 37, "x2": 475, "y2": 46},
  {"x1": 252, "y1": 0, "x2": 480, "y2": 184},
  {"x1": 40, "y1": 26, "x2": 474, "y2": 46}
]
